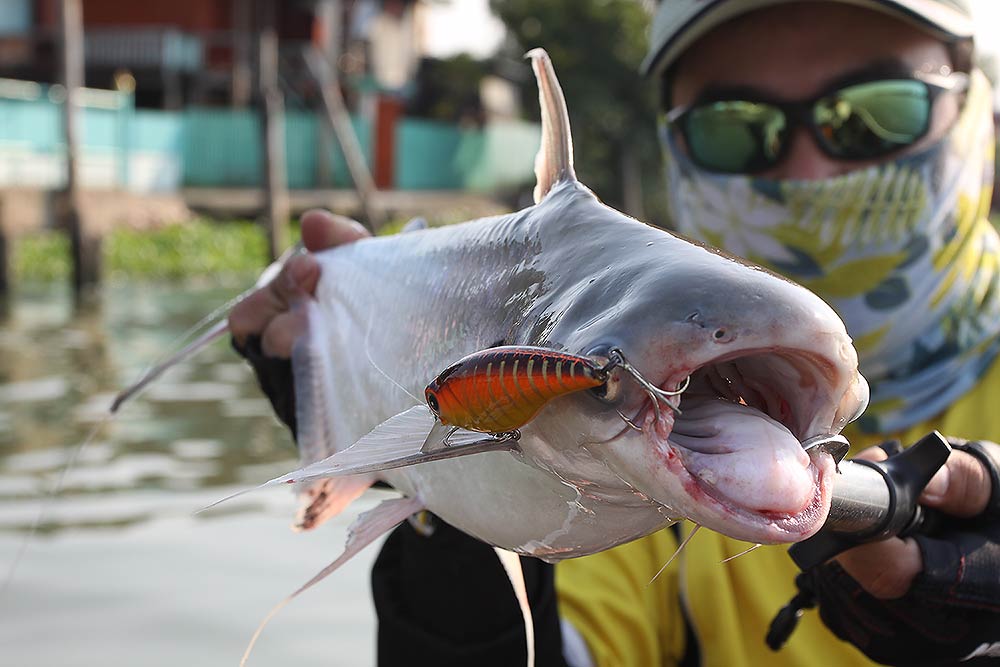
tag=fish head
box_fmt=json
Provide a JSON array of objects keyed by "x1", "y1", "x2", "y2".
[
  {"x1": 512, "y1": 186, "x2": 869, "y2": 544},
  {"x1": 502, "y1": 49, "x2": 869, "y2": 545}
]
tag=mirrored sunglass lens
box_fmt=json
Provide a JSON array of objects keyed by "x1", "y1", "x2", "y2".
[
  {"x1": 683, "y1": 101, "x2": 786, "y2": 173},
  {"x1": 814, "y1": 80, "x2": 930, "y2": 158}
]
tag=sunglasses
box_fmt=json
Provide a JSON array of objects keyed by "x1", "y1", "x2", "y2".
[{"x1": 665, "y1": 70, "x2": 969, "y2": 174}]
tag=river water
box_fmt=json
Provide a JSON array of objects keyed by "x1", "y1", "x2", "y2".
[{"x1": 0, "y1": 282, "x2": 381, "y2": 666}]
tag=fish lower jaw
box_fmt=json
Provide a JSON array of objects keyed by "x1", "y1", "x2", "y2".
[{"x1": 659, "y1": 437, "x2": 835, "y2": 544}]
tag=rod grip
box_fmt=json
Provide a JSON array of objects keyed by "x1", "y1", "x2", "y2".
[{"x1": 789, "y1": 431, "x2": 951, "y2": 570}]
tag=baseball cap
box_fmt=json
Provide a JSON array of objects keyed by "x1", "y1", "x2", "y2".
[{"x1": 642, "y1": 0, "x2": 975, "y2": 77}]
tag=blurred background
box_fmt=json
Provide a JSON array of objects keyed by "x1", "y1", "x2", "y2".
[{"x1": 0, "y1": 1, "x2": 998, "y2": 666}]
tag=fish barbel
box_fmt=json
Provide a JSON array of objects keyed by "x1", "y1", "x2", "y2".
[{"x1": 243, "y1": 48, "x2": 870, "y2": 557}]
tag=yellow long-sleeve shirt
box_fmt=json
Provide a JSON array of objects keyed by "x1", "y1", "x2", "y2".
[{"x1": 556, "y1": 356, "x2": 1000, "y2": 666}]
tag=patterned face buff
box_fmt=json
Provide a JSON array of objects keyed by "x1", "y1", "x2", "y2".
[{"x1": 663, "y1": 71, "x2": 999, "y2": 433}]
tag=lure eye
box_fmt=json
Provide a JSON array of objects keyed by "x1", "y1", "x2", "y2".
[
  {"x1": 585, "y1": 343, "x2": 622, "y2": 404},
  {"x1": 590, "y1": 372, "x2": 622, "y2": 403},
  {"x1": 425, "y1": 390, "x2": 441, "y2": 415}
]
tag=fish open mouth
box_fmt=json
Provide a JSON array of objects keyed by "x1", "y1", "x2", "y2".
[{"x1": 633, "y1": 348, "x2": 862, "y2": 543}]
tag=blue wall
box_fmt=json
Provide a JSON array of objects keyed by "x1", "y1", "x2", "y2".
[
  {"x1": 0, "y1": 91, "x2": 538, "y2": 191},
  {"x1": 0, "y1": 0, "x2": 31, "y2": 35}
]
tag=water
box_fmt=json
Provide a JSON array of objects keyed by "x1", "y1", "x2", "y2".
[{"x1": 0, "y1": 283, "x2": 381, "y2": 666}]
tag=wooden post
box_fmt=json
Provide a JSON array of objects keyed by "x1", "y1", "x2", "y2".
[
  {"x1": 305, "y1": 48, "x2": 383, "y2": 231},
  {"x1": 257, "y1": 0, "x2": 290, "y2": 262},
  {"x1": 231, "y1": 0, "x2": 253, "y2": 107},
  {"x1": 59, "y1": 0, "x2": 100, "y2": 294},
  {"x1": 313, "y1": 0, "x2": 340, "y2": 187},
  {"x1": 0, "y1": 199, "x2": 8, "y2": 299}
]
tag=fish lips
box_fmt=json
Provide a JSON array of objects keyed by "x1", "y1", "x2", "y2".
[{"x1": 596, "y1": 395, "x2": 839, "y2": 544}]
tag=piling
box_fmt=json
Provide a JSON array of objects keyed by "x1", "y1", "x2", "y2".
[
  {"x1": 257, "y1": 0, "x2": 290, "y2": 262},
  {"x1": 0, "y1": 205, "x2": 8, "y2": 298},
  {"x1": 59, "y1": 0, "x2": 101, "y2": 294}
]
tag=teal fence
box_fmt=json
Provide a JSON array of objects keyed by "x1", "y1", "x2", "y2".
[
  {"x1": 180, "y1": 109, "x2": 376, "y2": 189},
  {"x1": 0, "y1": 81, "x2": 539, "y2": 193}
]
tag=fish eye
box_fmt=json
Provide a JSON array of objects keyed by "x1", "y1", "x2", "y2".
[
  {"x1": 425, "y1": 391, "x2": 440, "y2": 414},
  {"x1": 713, "y1": 328, "x2": 735, "y2": 343}
]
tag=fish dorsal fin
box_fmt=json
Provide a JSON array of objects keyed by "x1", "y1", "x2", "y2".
[{"x1": 527, "y1": 48, "x2": 576, "y2": 204}]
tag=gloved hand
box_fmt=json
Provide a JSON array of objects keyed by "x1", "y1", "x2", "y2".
[
  {"x1": 229, "y1": 209, "x2": 371, "y2": 434},
  {"x1": 373, "y1": 515, "x2": 566, "y2": 667},
  {"x1": 809, "y1": 438, "x2": 1000, "y2": 665}
]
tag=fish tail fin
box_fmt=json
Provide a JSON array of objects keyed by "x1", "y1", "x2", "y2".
[
  {"x1": 239, "y1": 496, "x2": 424, "y2": 666},
  {"x1": 526, "y1": 48, "x2": 575, "y2": 204},
  {"x1": 494, "y1": 548, "x2": 535, "y2": 667}
]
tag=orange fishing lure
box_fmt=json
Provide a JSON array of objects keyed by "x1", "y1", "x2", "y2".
[{"x1": 424, "y1": 346, "x2": 608, "y2": 434}]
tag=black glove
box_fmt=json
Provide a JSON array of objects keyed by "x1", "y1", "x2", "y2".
[
  {"x1": 372, "y1": 515, "x2": 567, "y2": 667},
  {"x1": 806, "y1": 439, "x2": 1000, "y2": 666},
  {"x1": 232, "y1": 335, "x2": 298, "y2": 438}
]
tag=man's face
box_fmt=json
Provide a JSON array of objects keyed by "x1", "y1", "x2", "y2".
[{"x1": 670, "y1": 2, "x2": 960, "y2": 180}]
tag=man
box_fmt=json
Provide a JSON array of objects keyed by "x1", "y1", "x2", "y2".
[{"x1": 230, "y1": 1, "x2": 1000, "y2": 664}]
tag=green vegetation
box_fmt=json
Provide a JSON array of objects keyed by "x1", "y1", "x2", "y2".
[
  {"x1": 108, "y1": 220, "x2": 278, "y2": 280},
  {"x1": 10, "y1": 214, "x2": 467, "y2": 283},
  {"x1": 13, "y1": 220, "x2": 282, "y2": 283},
  {"x1": 13, "y1": 231, "x2": 71, "y2": 282}
]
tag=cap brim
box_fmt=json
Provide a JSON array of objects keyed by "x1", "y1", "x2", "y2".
[{"x1": 641, "y1": 0, "x2": 975, "y2": 78}]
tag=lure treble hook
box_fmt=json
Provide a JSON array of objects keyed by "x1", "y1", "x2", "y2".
[{"x1": 600, "y1": 348, "x2": 690, "y2": 422}]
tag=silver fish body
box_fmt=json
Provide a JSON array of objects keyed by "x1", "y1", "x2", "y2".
[{"x1": 294, "y1": 172, "x2": 868, "y2": 557}]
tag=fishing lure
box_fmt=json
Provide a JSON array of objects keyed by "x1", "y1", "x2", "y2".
[
  {"x1": 424, "y1": 346, "x2": 609, "y2": 434},
  {"x1": 424, "y1": 345, "x2": 690, "y2": 437}
]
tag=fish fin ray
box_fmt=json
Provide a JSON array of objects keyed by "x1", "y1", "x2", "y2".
[
  {"x1": 494, "y1": 548, "x2": 535, "y2": 667},
  {"x1": 526, "y1": 48, "x2": 576, "y2": 204},
  {"x1": 240, "y1": 496, "x2": 424, "y2": 667}
]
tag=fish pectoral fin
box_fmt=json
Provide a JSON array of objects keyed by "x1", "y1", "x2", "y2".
[
  {"x1": 239, "y1": 496, "x2": 425, "y2": 667},
  {"x1": 199, "y1": 406, "x2": 518, "y2": 513},
  {"x1": 285, "y1": 406, "x2": 516, "y2": 479}
]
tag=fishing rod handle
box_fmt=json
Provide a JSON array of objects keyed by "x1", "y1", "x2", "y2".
[{"x1": 789, "y1": 431, "x2": 951, "y2": 570}]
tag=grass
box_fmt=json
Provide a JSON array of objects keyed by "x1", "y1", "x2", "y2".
[
  {"x1": 8, "y1": 206, "x2": 490, "y2": 284},
  {"x1": 12, "y1": 219, "x2": 290, "y2": 283}
]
